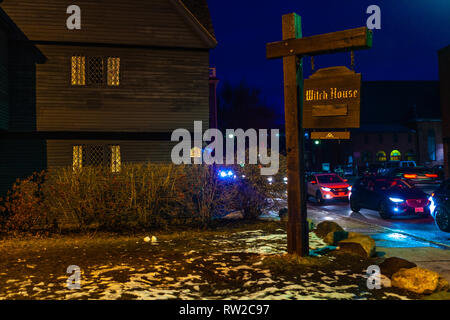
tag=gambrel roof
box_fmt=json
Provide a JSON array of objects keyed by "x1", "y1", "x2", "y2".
[{"x1": 0, "y1": 0, "x2": 217, "y2": 49}]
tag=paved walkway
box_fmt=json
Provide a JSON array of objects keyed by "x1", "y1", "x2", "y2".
[{"x1": 306, "y1": 206, "x2": 450, "y2": 282}]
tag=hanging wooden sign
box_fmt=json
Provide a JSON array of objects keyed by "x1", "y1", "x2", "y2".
[{"x1": 303, "y1": 66, "x2": 361, "y2": 129}]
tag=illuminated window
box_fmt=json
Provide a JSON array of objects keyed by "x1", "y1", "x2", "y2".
[
  {"x1": 390, "y1": 150, "x2": 401, "y2": 161},
  {"x1": 111, "y1": 145, "x2": 121, "y2": 173},
  {"x1": 71, "y1": 56, "x2": 86, "y2": 86},
  {"x1": 376, "y1": 151, "x2": 387, "y2": 162},
  {"x1": 72, "y1": 56, "x2": 121, "y2": 87},
  {"x1": 107, "y1": 57, "x2": 120, "y2": 86},
  {"x1": 73, "y1": 145, "x2": 83, "y2": 171},
  {"x1": 190, "y1": 147, "x2": 202, "y2": 159}
]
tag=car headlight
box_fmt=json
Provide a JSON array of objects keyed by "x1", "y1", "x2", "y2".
[
  {"x1": 347, "y1": 186, "x2": 352, "y2": 191},
  {"x1": 428, "y1": 195, "x2": 436, "y2": 214},
  {"x1": 389, "y1": 197, "x2": 405, "y2": 203},
  {"x1": 321, "y1": 187, "x2": 331, "y2": 192}
]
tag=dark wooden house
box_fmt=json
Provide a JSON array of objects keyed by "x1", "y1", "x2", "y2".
[{"x1": 0, "y1": 0, "x2": 217, "y2": 194}]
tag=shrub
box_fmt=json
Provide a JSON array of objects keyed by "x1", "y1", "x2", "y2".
[
  {"x1": 0, "y1": 172, "x2": 47, "y2": 231},
  {"x1": 0, "y1": 158, "x2": 287, "y2": 233}
]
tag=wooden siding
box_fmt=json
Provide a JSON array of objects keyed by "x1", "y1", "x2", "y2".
[
  {"x1": 0, "y1": 27, "x2": 7, "y2": 130},
  {"x1": 34, "y1": 45, "x2": 210, "y2": 132},
  {"x1": 1, "y1": 0, "x2": 213, "y2": 48},
  {"x1": 47, "y1": 140, "x2": 178, "y2": 168}
]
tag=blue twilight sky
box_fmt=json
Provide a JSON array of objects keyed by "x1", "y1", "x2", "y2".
[{"x1": 208, "y1": 0, "x2": 450, "y2": 114}]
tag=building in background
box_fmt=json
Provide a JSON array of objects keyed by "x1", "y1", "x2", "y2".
[
  {"x1": 306, "y1": 81, "x2": 443, "y2": 171},
  {"x1": 0, "y1": 0, "x2": 217, "y2": 194},
  {"x1": 439, "y1": 45, "x2": 450, "y2": 179}
]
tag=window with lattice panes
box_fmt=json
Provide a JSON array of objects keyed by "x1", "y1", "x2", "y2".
[
  {"x1": 87, "y1": 145, "x2": 107, "y2": 166},
  {"x1": 87, "y1": 57, "x2": 104, "y2": 85},
  {"x1": 110, "y1": 145, "x2": 121, "y2": 173},
  {"x1": 72, "y1": 145, "x2": 83, "y2": 171},
  {"x1": 107, "y1": 58, "x2": 120, "y2": 86},
  {"x1": 71, "y1": 56, "x2": 86, "y2": 86}
]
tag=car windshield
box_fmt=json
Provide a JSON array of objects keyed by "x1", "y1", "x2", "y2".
[
  {"x1": 396, "y1": 167, "x2": 433, "y2": 174},
  {"x1": 374, "y1": 179, "x2": 413, "y2": 190},
  {"x1": 317, "y1": 175, "x2": 343, "y2": 184},
  {"x1": 388, "y1": 179, "x2": 413, "y2": 190}
]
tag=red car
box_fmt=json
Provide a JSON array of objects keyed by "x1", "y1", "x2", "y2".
[{"x1": 307, "y1": 173, "x2": 351, "y2": 205}]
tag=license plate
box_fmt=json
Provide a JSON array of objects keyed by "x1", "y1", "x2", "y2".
[
  {"x1": 339, "y1": 192, "x2": 345, "y2": 196},
  {"x1": 415, "y1": 207, "x2": 424, "y2": 213}
]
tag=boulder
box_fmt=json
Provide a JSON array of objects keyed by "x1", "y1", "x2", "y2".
[
  {"x1": 380, "y1": 274, "x2": 392, "y2": 288},
  {"x1": 379, "y1": 257, "x2": 417, "y2": 278},
  {"x1": 323, "y1": 231, "x2": 349, "y2": 246},
  {"x1": 391, "y1": 267, "x2": 440, "y2": 294},
  {"x1": 223, "y1": 211, "x2": 244, "y2": 220},
  {"x1": 338, "y1": 235, "x2": 376, "y2": 258},
  {"x1": 314, "y1": 221, "x2": 344, "y2": 238},
  {"x1": 436, "y1": 277, "x2": 450, "y2": 292}
]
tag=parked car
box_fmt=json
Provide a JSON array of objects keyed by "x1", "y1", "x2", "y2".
[
  {"x1": 334, "y1": 165, "x2": 353, "y2": 177},
  {"x1": 432, "y1": 165, "x2": 445, "y2": 179},
  {"x1": 378, "y1": 161, "x2": 417, "y2": 176},
  {"x1": 349, "y1": 176, "x2": 431, "y2": 219},
  {"x1": 359, "y1": 163, "x2": 383, "y2": 177},
  {"x1": 306, "y1": 173, "x2": 351, "y2": 205},
  {"x1": 429, "y1": 180, "x2": 450, "y2": 232},
  {"x1": 386, "y1": 167, "x2": 443, "y2": 195}
]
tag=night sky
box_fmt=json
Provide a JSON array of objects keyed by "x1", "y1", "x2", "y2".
[{"x1": 209, "y1": 0, "x2": 450, "y2": 115}]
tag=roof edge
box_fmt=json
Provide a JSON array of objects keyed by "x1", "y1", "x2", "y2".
[{"x1": 170, "y1": 0, "x2": 217, "y2": 49}]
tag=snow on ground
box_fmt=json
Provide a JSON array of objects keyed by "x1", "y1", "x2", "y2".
[{"x1": 0, "y1": 228, "x2": 410, "y2": 300}]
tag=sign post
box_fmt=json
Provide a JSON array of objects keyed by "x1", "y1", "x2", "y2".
[
  {"x1": 266, "y1": 13, "x2": 372, "y2": 257},
  {"x1": 281, "y1": 13, "x2": 309, "y2": 256}
]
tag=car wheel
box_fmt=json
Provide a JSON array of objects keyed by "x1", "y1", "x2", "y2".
[
  {"x1": 435, "y1": 206, "x2": 450, "y2": 232},
  {"x1": 316, "y1": 191, "x2": 324, "y2": 205},
  {"x1": 350, "y1": 197, "x2": 360, "y2": 212},
  {"x1": 379, "y1": 201, "x2": 392, "y2": 219}
]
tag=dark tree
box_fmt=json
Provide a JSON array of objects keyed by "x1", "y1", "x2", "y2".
[{"x1": 217, "y1": 80, "x2": 280, "y2": 131}]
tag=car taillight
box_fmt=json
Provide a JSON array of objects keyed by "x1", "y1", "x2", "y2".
[
  {"x1": 425, "y1": 174, "x2": 438, "y2": 178},
  {"x1": 403, "y1": 174, "x2": 417, "y2": 179}
]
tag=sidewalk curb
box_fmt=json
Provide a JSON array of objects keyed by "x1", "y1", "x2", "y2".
[{"x1": 315, "y1": 207, "x2": 450, "y2": 250}]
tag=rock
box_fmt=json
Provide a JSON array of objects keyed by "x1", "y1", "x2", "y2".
[
  {"x1": 338, "y1": 235, "x2": 376, "y2": 258},
  {"x1": 323, "y1": 231, "x2": 349, "y2": 245},
  {"x1": 380, "y1": 274, "x2": 392, "y2": 288},
  {"x1": 314, "y1": 221, "x2": 344, "y2": 238},
  {"x1": 379, "y1": 257, "x2": 417, "y2": 278},
  {"x1": 436, "y1": 277, "x2": 449, "y2": 292},
  {"x1": 391, "y1": 267, "x2": 440, "y2": 294},
  {"x1": 223, "y1": 211, "x2": 244, "y2": 220}
]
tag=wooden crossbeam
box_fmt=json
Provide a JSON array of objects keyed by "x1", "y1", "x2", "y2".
[{"x1": 267, "y1": 26, "x2": 372, "y2": 59}]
